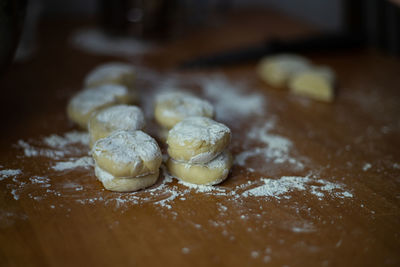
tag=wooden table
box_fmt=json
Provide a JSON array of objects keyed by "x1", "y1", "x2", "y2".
[{"x1": 1, "y1": 9, "x2": 399, "y2": 266}]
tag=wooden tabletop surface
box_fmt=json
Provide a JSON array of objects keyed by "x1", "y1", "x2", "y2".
[{"x1": 0, "y1": 9, "x2": 399, "y2": 267}]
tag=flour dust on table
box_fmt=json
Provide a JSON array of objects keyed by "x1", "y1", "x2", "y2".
[{"x1": 0, "y1": 69, "x2": 360, "y2": 250}]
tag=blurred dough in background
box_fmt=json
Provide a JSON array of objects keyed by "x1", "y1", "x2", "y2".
[{"x1": 289, "y1": 66, "x2": 335, "y2": 102}]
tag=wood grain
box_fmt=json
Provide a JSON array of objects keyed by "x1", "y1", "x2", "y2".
[{"x1": 0, "y1": 9, "x2": 399, "y2": 267}]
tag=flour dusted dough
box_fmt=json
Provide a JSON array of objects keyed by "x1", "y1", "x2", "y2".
[
  {"x1": 67, "y1": 84, "x2": 131, "y2": 129},
  {"x1": 258, "y1": 54, "x2": 311, "y2": 88},
  {"x1": 95, "y1": 165, "x2": 159, "y2": 192},
  {"x1": 167, "y1": 151, "x2": 233, "y2": 185},
  {"x1": 92, "y1": 130, "x2": 162, "y2": 178},
  {"x1": 88, "y1": 105, "x2": 145, "y2": 147},
  {"x1": 154, "y1": 91, "x2": 214, "y2": 129},
  {"x1": 289, "y1": 66, "x2": 335, "y2": 102},
  {"x1": 167, "y1": 117, "x2": 231, "y2": 164},
  {"x1": 84, "y1": 62, "x2": 135, "y2": 88}
]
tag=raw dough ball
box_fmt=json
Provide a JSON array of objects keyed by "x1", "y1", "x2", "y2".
[
  {"x1": 289, "y1": 66, "x2": 335, "y2": 102},
  {"x1": 67, "y1": 84, "x2": 131, "y2": 129},
  {"x1": 92, "y1": 130, "x2": 162, "y2": 178},
  {"x1": 167, "y1": 117, "x2": 231, "y2": 164},
  {"x1": 84, "y1": 62, "x2": 135, "y2": 88},
  {"x1": 88, "y1": 105, "x2": 145, "y2": 147},
  {"x1": 167, "y1": 151, "x2": 233, "y2": 185},
  {"x1": 257, "y1": 54, "x2": 311, "y2": 88},
  {"x1": 95, "y1": 164, "x2": 159, "y2": 192},
  {"x1": 154, "y1": 91, "x2": 214, "y2": 129}
]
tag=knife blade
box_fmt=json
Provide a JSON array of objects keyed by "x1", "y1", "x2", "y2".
[{"x1": 178, "y1": 33, "x2": 364, "y2": 69}]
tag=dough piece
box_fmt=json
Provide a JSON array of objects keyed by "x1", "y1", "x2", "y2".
[
  {"x1": 84, "y1": 62, "x2": 135, "y2": 88},
  {"x1": 289, "y1": 66, "x2": 335, "y2": 102},
  {"x1": 67, "y1": 84, "x2": 131, "y2": 129},
  {"x1": 167, "y1": 151, "x2": 233, "y2": 185},
  {"x1": 95, "y1": 164, "x2": 159, "y2": 192},
  {"x1": 257, "y1": 54, "x2": 311, "y2": 88},
  {"x1": 167, "y1": 117, "x2": 231, "y2": 164},
  {"x1": 92, "y1": 130, "x2": 162, "y2": 178},
  {"x1": 88, "y1": 105, "x2": 145, "y2": 147},
  {"x1": 154, "y1": 91, "x2": 214, "y2": 129}
]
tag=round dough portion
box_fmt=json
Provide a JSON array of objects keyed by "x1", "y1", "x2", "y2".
[
  {"x1": 95, "y1": 164, "x2": 159, "y2": 192},
  {"x1": 67, "y1": 84, "x2": 131, "y2": 129},
  {"x1": 154, "y1": 91, "x2": 214, "y2": 129},
  {"x1": 289, "y1": 66, "x2": 335, "y2": 102},
  {"x1": 167, "y1": 151, "x2": 233, "y2": 185},
  {"x1": 257, "y1": 54, "x2": 311, "y2": 88},
  {"x1": 84, "y1": 62, "x2": 135, "y2": 88},
  {"x1": 92, "y1": 130, "x2": 162, "y2": 178},
  {"x1": 88, "y1": 105, "x2": 145, "y2": 147},
  {"x1": 167, "y1": 117, "x2": 231, "y2": 164}
]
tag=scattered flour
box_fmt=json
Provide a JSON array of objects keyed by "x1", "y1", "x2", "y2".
[
  {"x1": 0, "y1": 169, "x2": 22, "y2": 181},
  {"x1": 17, "y1": 131, "x2": 89, "y2": 160},
  {"x1": 362, "y1": 163, "x2": 372, "y2": 171},
  {"x1": 44, "y1": 131, "x2": 89, "y2": 148},
  {"x1": 70, "y1": 28, "x2": 155, "y2": 56},
  {"x1": 236, "y1": 119, "x2": 303, "y2": 170},
  {"x1": 181, "y1": 247, "x2": 190, "y2": 254},
  {"x1": 52, "y1": 157, "x2": 94, "y2": 171},
  {"x1": 241, "y1": 176, "x2": 352, "y2": 200},
  {"x1": 198, "y1": 75, "x2": 265, "y2": 122}
]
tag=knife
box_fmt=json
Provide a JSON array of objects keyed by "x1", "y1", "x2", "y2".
[{"x1": 178, "y1": 33, "x2": 364, "y2": 69}]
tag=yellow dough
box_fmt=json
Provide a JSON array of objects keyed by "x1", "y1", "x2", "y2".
[
  {"x1": 88, "y1": 105, "x2": 145, "y2": 147},
  {"x1": 67, "y1": 84, "x2": 132, "y2": 129},
  {"x1": 167, "y1": 117, "x2": 231, "y2": 164},
  {"x1": 84, "y1": 62, "x2": 136, "y2": 88},
  {"x1": 92, "y1": 130, "x2": 162, "y2": 178},
  {"x1": 257, "y1": 54, "x2": 311, "y2": 88},
  {"x1": 167, "y1": 151, "x2": 233, "y2": 185},
  {"x1": 154, "y1": 91, "x2": 214, "y2": 129},
  {"x1": 95, "y1": 164, "x2": 159, "y2": 192},
  {"x1": 289, "y1": 66, "x2": 335, "y2": 102}
]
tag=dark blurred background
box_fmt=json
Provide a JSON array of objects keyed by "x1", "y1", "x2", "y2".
[{"x1": 1, "y1": 0, "x2": 399, "y2": 73}]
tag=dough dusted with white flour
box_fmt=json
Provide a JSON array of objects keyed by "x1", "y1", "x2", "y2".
[
  {"x1": 67, "y1": 84, "x2": 131, "y2": 129},
  {"x1": 84, "y1": 62, "x2": 136, "y2": 88},
  {"x1": 92, "y1": 130, "x2": 162, "y2": 178},
  {"x1": 167, "y1": 117, "x2": 231, "y2": 164},
  {"x1": 289, "y1": 66, "x2": 335, "y2": 102},
  {"x1": 88, "y1": 105, "x2": 145, "y2": 147},
  {"x1": 258, "y1": 54, "x2": 311, "y2": 88},
  {"x1": 154, "y1": 91, "x2": 214, "y2": 129},
  {"x1": 95, "y1": 165, "x2": 159, "y2": 192},
  {"x1": 167, "y1": 151, "x2": 233, "y2": 185}
]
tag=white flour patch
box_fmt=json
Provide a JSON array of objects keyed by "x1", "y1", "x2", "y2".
[
  {"x1": 52, "y1": 156, "x2": 94, "y2": 171},
  {"x1": 199, "y1": 75, "x2": 265, "y2": 122},
  {"x1": 0, "y1": 169, "x2": 22, "y2": 181},
  {"x1": 241, "y1": 175, "x2": 352, "y2": 200},
  {"x1": 362, "y1": 163, "x2": 372, "y2": 171},
  {"x1": 44, "y1": 131, "x2": 89, "y2": 148},
  {"x1": 236, "y1": 119, "x2": 303, "y2": 171},
  {"x1": 16, "y1": 131, "x2": 89, "y2": 160},
  {"x1": 70, "y1": 28, "x2": 155, "y2": 56}
]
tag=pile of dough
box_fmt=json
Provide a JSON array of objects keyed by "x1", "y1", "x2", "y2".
[
  {"x1": 67, "y1": 84, "x2": 132, "y2": 129},
  {"x1": 257, "y1": 54, "x2": 336, "y2": 102},
  {"x1": 257, "y1": 54, "x2": 311, "y2": 88},
  {"x1": 84, "y1": 62, "x2": 136, "y2": 89},
  {"x1": 288, "y1": 66, "x2": 335, "y2": 102},
  {"x1": 88, "y1": 104, "x2": 145, "y2": 147},
  {"x1": 166, "y1": 117, "x2": 232, "y2": 185},
  {"x1": 92, "y1": 130, "x2": 162, "y2": 192},
  {"x1": 154, "y1": 92, "x2": 214, "y2": 140}
]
